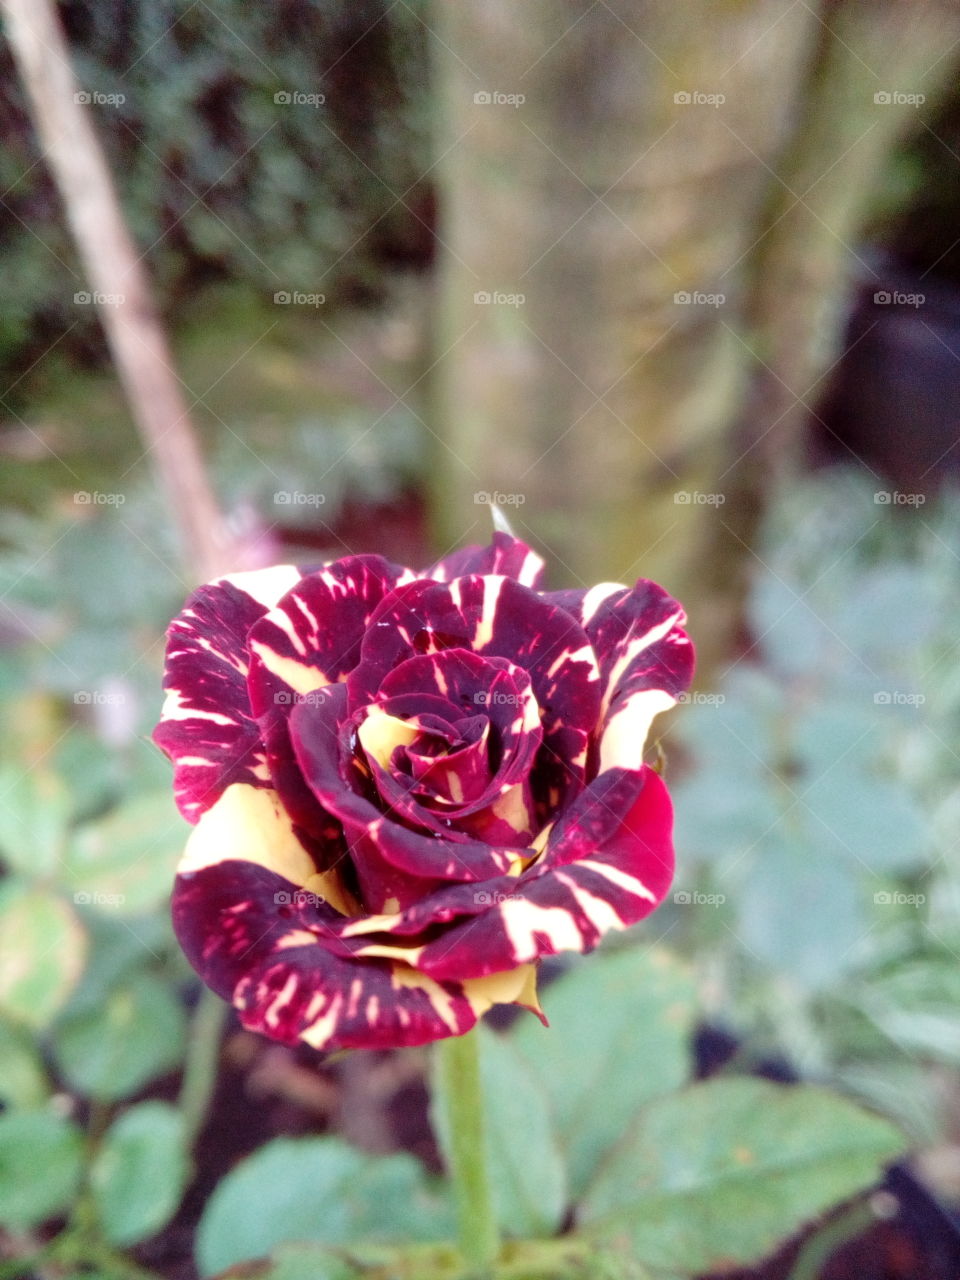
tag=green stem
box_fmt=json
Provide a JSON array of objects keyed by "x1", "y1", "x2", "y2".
[
  {"x1": 435, "y1": 1031, "x2": 500, "y2": 1276},
  {"x1": 178, "y1": 985, "x2": 229, "y2": 1147},
  {"x1": 786, "y1": 1197, "x2": 876, "y2": 1280}
]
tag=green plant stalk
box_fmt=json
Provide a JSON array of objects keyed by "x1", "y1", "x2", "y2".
[
  {"x1": 178, "y1": 985, "x2": 229, "y2": 1147},
  {"x1": 435, "y1": 1030, "x2": 499, "y2": 1275},
  {"x1": 786, "y1": 1197, "x2": 876, "y2": 1280}
]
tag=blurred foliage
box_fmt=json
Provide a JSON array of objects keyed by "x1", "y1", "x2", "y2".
[
  {"x1": 669, "y1": 468, "x2": 960, "y2": 1141},
  {"x1": 3, "y1": 467, "x2": 959, "y2": 1279},
  {"x1": 0, "y1": 0, "x2": 432, "y2": 390}
]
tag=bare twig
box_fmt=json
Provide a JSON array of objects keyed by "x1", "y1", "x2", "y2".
[{"x1": 2, "y1": 0, "x2": 232, "y2": 583}]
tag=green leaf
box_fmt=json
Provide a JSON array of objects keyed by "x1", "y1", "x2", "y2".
[
  {"x1": 53, "y1": 970, "x2": 186, "y2": 1101},
  {"x1": 0, "y1": 766, "x2": 71, "y2": 878},
  {"x1": 0, "y1": 1016, "x2": 49, "y2": 1107},
  {"x1": 430, "y1": 1023, "x2": 567, "y2": 1238},
  {"x1": 735, "y1": 838, "x2": 865, "y2": 989},
  {"x1": 801, "y1": 770, "x2": 927, "y2": 874},
  {"x1": 0, "y1": 882, "x2": 87, "y2": 1028},
  {"x1": 511, "y1": 947, "x2": 695, "y2": 1198},
  {"x1": 91, "y1": 1102, "x2": 190, "y2": 1246},
  {"x1": 65, "y1": 790, "x2": 185, "y2": 915},
  {"x1": 579, "y1": 1078, "x2": 905, "y2": 1273},
  {"x1": 196, "y1": 1137, "x2": 454, "y2": 1276},
  {"x1": 0, "y1": 1107, "x2": 84, "y2": 1229}
]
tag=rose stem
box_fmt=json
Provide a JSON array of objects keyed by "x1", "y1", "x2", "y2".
[
  {"x1": 435, "y1": 1029, "x2": 500, "y2": 1275},
  {"x1": 178, "y1": 986, "x2": 230, "y2": 1147}
]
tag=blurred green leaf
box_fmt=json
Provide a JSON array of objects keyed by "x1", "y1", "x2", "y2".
[
  {"x1": 430, "y1": 1023, "x2": 567, "y2": 1239},
  {"x1": 801, "y1": 769, "x2": 927, "y2": 874},
  {"x1": 0, "y1": 882, "x2": 86, "y2": 1028},
  {"x1": 511, "y1": 947, "x2": 695, "y2": 1198},
  {"x1": 0, "y1": 765, "x2": 71, "y2": 878},
  {"x1": 65, "y1": 790, "x2": 185, "y2": 915},
  {"x1": 579, "y1": 1078, "x2": 904, "y2": 1273},
  {"x1": 196, "y1": 1137, "x2": 454, "y2": 1276},
  {"x1": 0, "y1": 1107, "x2": 84, "y2": 1230},
  {"x1": 0, "y1": 1016, "x2": 49, "y2": 1108},
  {"x1": 53, "y1": 970, "x2": 186, "y2": 1101},
  {"x1": 735, "y1": 838, "x2": 865, "y2": 989},
  {"x1": 229, "y1": 1246, "x2": 359, "y2": 1280},
  {"x1": 91, "y1": 1101, "x2": 190, "y2": 1246}
]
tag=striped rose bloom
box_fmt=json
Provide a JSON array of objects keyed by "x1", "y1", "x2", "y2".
[{"x1": 153, "y1": 533, "x2": 693, "y2": 1052}]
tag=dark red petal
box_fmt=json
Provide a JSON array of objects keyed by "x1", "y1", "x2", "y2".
[
  {"x1": 153, "y1": 566, "x2": 303, "y2": 822},
  {"x1": 543, "y1": 579, "x2": 694, "y2": 770},
  {"x1": 171, "y1": 784, "x2": 537, "y2": 1051},
  {"x1": 244, "y1": 556, "x2": 414, "y2": 848},
  {"x1": 343, "y1": 766, "x2": 674, "y2": 982},
  {"x1": 289, "y1": 694, "x2": 520, "y2": 911},
  {"x1": 349, "y1": 575, "x2": 601, "y2": 819},
  {"x1": 427, "y1": 531, "x2": 545, "y2": 589}
]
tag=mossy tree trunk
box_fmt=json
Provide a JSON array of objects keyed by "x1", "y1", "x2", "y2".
[{"x1": 427, "y1": 0, "x2": 960, "y2": 675}]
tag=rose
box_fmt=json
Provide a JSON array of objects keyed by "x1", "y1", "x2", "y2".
[{"x1": 154, "y1": 532, "x2": 693, "y2": 1052}]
